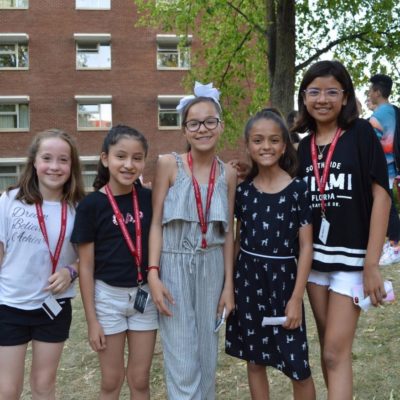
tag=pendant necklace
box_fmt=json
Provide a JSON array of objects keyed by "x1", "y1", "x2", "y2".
[{"x1": 317, "y1": 144, "x2": 327, "y2": 160}]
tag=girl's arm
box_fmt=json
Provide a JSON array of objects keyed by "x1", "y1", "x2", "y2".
[
  {"x1": 217, "y1": 163, "x2": 237, "y2": 317},
  {"x1": 363, "y1": 182, "x2": 391, "y2": 305},
  {"x1": 46, "y1": 262, "x2": 79, "y2": 295},
  {"x1": 78, "y1": 242, "x2": 106, "y2": 352},
  {"x1": 284, "y1": 223, "x2": 313, "y2": 330},
  {"x1": 147, "y1": 155, "x2": 175, "y2": 316},
  {"x1": 234, "y1": 219, "x2": 241, "y2": 260}
]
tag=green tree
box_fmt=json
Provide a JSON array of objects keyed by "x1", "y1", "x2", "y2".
[{"x1": 134, "y1": 0, "x2": 400, "y2": 141}]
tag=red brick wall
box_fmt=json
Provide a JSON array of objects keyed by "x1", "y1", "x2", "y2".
[{"x1": 0, "y1": 1, "x2": 243, "y2": 181}]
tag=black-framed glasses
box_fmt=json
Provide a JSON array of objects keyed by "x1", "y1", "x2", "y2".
[
  {"x1": 183, "y1": 117, "x2": 221, "y2": 132},
  {"x1": 303, "y1": 88, "x2": 345, "y2": 100}
]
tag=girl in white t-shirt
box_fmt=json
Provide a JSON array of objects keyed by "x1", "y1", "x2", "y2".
[{"x1": 0, "y1": 129, "x2": 84, "y2": 399}]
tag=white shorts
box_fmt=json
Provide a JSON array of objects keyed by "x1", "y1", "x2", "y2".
[
  {"x1": 94, "y1": 280, "x2": 158, "y2": 335},
  {"x1": 307, "y1": 270, "x2": 363, "y2": 298}
]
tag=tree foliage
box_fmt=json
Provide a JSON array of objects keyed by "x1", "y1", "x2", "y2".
[{"x1": 134, "y1": 0, "x2": 400, "y2": 142}]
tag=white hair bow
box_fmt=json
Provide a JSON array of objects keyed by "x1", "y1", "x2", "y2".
[{"x1": 176, "y1": 81, "x2": 221, "y2": 112}]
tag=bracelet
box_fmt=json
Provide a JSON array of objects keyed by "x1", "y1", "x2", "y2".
[
  {"x1": 64, "y1": 265, "x2": 78, "y2": 283},
  {"x1": 147, "y1": 266, "x2": 160, "y2": 272}
]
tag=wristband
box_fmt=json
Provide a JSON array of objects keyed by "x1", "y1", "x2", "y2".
[
  {"x1": 64, "y1": 266, "x2": 78, "y2": 283},
  {"x1": 147, "y1": 266, "x2": 160, "y2": 272}
]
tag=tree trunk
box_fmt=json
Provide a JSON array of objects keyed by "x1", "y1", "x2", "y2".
[{"x1": 267, "y1": 0, "x2": 296, "y2": 117}]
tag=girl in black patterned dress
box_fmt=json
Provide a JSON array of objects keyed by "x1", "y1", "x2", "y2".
[{"x1": 226, "y1": 110, "x2": 316, "y2": 399}]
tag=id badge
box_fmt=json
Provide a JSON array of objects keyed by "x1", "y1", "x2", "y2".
[
  {"x1": 134, "y1": 287, "x2": 149, "y2": 314},
  {"x1": 319, "y1": 217, "x2": 330, "y2": 244},
  {"x1": 42, "y1": 295, "x2": 62, "y2": 320}
]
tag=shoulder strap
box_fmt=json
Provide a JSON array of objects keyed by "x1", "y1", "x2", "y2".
[{"x1": 392, "y1": 105, "x2": 400, "y2": 172}]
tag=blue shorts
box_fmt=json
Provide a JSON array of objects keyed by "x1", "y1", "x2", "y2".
[{"x1": 0, "y1": 299, "x2": 72, "y2": 346}]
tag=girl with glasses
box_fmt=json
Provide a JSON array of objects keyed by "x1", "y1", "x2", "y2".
[
  {"x1": 295, "y1": 60, "x2": 390, "y2": 399},
  {"x1": 147, "y1": 82, "x2": 236, "y2": 399}
]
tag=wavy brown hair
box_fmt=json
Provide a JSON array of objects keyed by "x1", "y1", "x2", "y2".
[{"x1": 9, "y1": 129, "x2": 85, "y2": 205}]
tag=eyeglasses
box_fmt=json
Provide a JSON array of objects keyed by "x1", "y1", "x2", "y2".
[
  {"x1": 183, "y1": 117, "x2": 221, "y2": 132},
  {"x1": 303, "y1": 88, "x2": 345, "y2": 100}
]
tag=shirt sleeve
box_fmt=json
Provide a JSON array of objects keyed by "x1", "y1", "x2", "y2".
[
  {"x1": 357, "y1": 119, "x2": 390, "y2": 196},
  {"x1": 70, "y1": 194, "x2": 96, "y2": 244}
]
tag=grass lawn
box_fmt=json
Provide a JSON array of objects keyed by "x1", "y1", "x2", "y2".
[{"x1": 21, "y1": 265, "x2": 400, "y2": 399}]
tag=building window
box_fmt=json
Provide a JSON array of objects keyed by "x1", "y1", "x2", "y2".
[
  {"x1": 74, "y1": 34, "x2": 111, "y2": 69},
  {"x1": 157, "y1": 35, "x2": 191, "y2": 70},
  {"x1": 81, "y1": 162, "x2": 98, "y2": 191},
  {"x1": 0, "y1": 164, "x2": 21, "y2": 192},
  {"x1": 75, "y1": 96, "x2": 112, "y2": 130},
  {"x1": 0, "y1": 99, "x2": 29, "y2": 131},
  {"x1": 158, "y1": 95, "x2": 184, "y2": 129},
  {"x1": 0, "y1": 0, "x2": 28, "y2": 8},
  {"x1": 76, "y1": 0, "x2": 110, "y2": 9},
  {"x1": 0, "y1": 34, "x2": 29, "y2": 69}
]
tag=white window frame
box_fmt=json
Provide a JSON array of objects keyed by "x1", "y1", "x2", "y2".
[
  {"x1": 80, "y1": 156, "x2": 100, "y2": 192},
  {"x1": 0, "y1": 96, "x2": 29, "y2": 132},
  {"x1": 0, "y1": 34, "x2": 29, "y2": 69},
  {"x1": 74, "y1": 34, "x2": 111, "y2": 70},
  {"x1": 158, "y1": 95, "x2": 184, "y2": 130},
  {"x1": 156, "y1": 34, "x2": 191, "y2": 70},
  {"x1": 0, "y1": 0, "x2": 28, "y2": 9},
  {"x1": 75, "y1": 95, "x2": 112, "y2": 131},
  {"x1": 75, "y1": 0, "x2": 110, "y2": 9},
  {"x1": 0, "y1": 159, "x2": 26, "y2": 193}
]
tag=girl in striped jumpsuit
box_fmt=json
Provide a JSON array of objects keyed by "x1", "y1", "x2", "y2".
[{"x1": 147, "y1": 82, "x2": 236, "y2": 399}]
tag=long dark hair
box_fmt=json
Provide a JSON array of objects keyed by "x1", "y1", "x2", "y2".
[
  {"x1": 244, "y1": 109, "x2": 298, "y2": 179},
  {"x1": 93, "y1": 124, "x2": 148, "y2": 190},
  {"x1": 10, "y1": 129, "x2": 85, "y2": 205},
  {"x1": 294, "y1": 60, "x2": 359, "y2": 133}
]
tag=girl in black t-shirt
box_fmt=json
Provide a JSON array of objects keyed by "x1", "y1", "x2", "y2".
[
  {"x1": 71, "y1": 125, "x2": 157, "y2": 399},
  {"x1": 295, "y1": 61, "x2": 390, "y2": 398}
]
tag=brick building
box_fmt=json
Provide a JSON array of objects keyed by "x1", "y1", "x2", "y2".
[{"x1": 0, "y1": 0, "x2": 242, "y2": 191}]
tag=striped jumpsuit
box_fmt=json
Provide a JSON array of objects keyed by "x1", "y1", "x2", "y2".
[{"x1": 159, "y1": 153, "x2": 228, "y2": 400}]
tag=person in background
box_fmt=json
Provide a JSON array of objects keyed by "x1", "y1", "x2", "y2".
[{"x1": 368, "y1": 74, "x2": 400, "y2": 266}]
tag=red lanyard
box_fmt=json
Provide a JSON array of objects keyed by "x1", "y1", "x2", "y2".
[
  {"x1": 105, "y1": 184, "x2": 143, "y2": 283},
  {"x1": 36, "y1": 202, "x2": 67, "y2": 275},
  {"x1": 187, "y1": 152, "x2": 217, "y2": 249},
  {"x1": 310, "y1": 128, "x2": 342, "y2": 216}
]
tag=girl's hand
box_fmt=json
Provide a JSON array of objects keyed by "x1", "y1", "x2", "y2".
[
  {"x1": 283, "y1": 297, "x2": 302, "y2": 330},
  {"x1": 46, "y1": 267, "x2": 71, "y2": 294},
  {"x1": 217, "y1": 285, "x2": 235, "y2": 318},
  {"x1": 147, "y1": 271, "x2": 174, "y2": 316},
  {"x1": 363, "y1": 265, "x2": 386, "y2": 306},
  {"x1": 88, "y1": 320, "x2": 106, "y2": 352},
  {"x1": 228, "y1": 159, "x2": 250, "y2": 182}
]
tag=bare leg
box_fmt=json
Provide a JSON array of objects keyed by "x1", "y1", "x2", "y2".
[
  {"x1": 0, "y1": 344, "x2": 28, "y2": 400},
  {"x1": 97, "y1": 332, "x2": 126, "y2": 400},
  {"x1": 247, "y1": 363, "x2": 269, "y2": 400},
  {"x1": 292, "y1": 376, "x2": 316, "y2": 400},
  {"x1": 30, "y1": 340, "x2": 65, "y2": 400},
  {"x1": 126, "y1": 330, "x2": 157, "y2": 400},
  {"x1": 307, "y1": 282, "x2": 329, "y2": 386},
  {"x1": 324, "y1": 292, "x2": 360, "y2": 400}
]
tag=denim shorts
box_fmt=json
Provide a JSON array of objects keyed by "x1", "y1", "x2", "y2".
[
  {"x1": 94, "y1": 280, "x2": 158, "y2": 335},
  {"x1": 308, "y1": 270, "x2": 363, "y2": 298}
]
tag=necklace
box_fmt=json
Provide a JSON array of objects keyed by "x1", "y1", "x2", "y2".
[{"x1": 317, "y1": 144, "x2": 327, "y2": 160}]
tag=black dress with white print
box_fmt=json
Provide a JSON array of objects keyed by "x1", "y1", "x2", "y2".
[{"x1": 225, "y1": 178, "x2": 312, "y2": 380}]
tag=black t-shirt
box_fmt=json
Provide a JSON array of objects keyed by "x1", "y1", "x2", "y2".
[
  {"x1": 297, "y1": 118, "x2": 389, "y2": 272},
  {"x1": 71, "y1": 184, "x2": 152, "y2": 287}
]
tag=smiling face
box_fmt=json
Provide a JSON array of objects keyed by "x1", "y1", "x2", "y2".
[
  {"x1": 303, "y1": 75, "x2": 347, "y2": 128},
  {"x1": 34, "y1": 137, "x2": 72, "y2": 200},
  {"x1": 101, "y1": 136, "x2": 146, "y2": 194},
  {"x1": 247, "y1": 118, "x2": 285, "y2": 170},
  {"x1": 183, "y1": 101, "x2": 223, "y2": 153}
]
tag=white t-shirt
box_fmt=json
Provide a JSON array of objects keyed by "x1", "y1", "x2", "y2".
[{"x1": 0, "y1": 188, "x2": 77, "y2": 310}]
